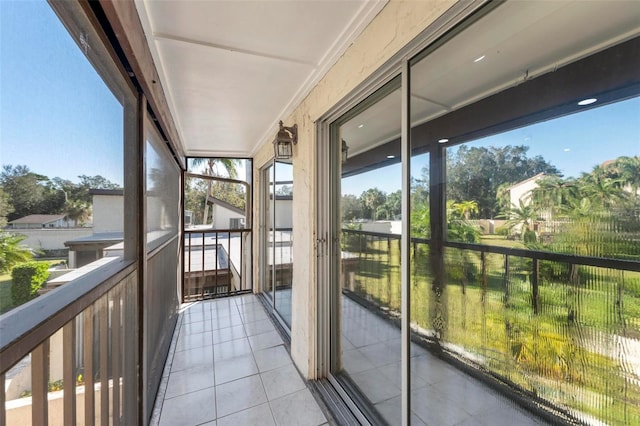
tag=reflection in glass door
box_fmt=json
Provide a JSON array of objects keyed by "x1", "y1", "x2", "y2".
[
  {"x1": 260, "y1": 161, "x2": 293, "y2": 329},
  {"x1": 331, "y1": 79, "x2": 403, "y2": 424},
  {"x1": 274, "y1": 161, "x2": 293, "y2": 327},
  {"x1": 261, "y1": 164, "x2": 274, "y2": 300}
]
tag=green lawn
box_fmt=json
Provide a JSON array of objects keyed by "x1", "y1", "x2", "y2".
[
  {"x1": 344, "y1": 236, "x2": 640, "y2": 425},
  {"x1": 0, "y1": 272, "x2": 12, "y2": 314}
]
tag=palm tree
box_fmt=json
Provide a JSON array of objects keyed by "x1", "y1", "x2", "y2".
[
  {"x1": 451, "y1": 200, "x2": 478, "y2": 220},
  {"x1": 498, "y1": 199, "x2": 539, "y2": 241},
  {"x1": 189, "y1": 159, "x2": 240, "y2": 225},
  {"x1": 577, "y1": 171, "x2": 626, "y2": 209},
  {"x1": 0, "y1": 233, "x2": 35, "y2": 273},
  {"x1": 64, "y1": 200, "x2": 91, "y2": 227},
  {"x1": 530, "y1": 175, "x2": 578, "y2": 216},
  {"x1": 614, "y1": 156, "x2": 640, "y2": 203}
]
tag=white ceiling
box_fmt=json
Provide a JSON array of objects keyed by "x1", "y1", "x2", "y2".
[
  {"x1": 134, "y1": 0, "x2": 387, "y2": 158},
  {"x1": 340, "y1": 0, "x2": 640, "y2": 157}
]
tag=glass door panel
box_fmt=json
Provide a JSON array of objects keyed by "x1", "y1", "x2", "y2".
[
  {"x1": 332, "y1": 79, "x2": 402, "y2": 424},
  {"x1": 274, "y1": 161, "x2": 293, "y2": 327},
  {"x1": 261, "y1": 164, "x2": 275, "y2": 299}
]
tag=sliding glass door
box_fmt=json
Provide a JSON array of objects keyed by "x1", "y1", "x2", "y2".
[
  {"x1": 322, "y1": 2, "x2": 640, "y2": 425},
  {"x1": 260, "y1": 160, "x2": 294, "y2": 329}
]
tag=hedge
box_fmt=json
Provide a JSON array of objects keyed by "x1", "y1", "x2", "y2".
[{"x1": 11, "y1": 262, "x2": 50, "y2": 305}]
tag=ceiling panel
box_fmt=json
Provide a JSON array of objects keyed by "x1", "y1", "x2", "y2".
[
  {"x1": 135, "y1": 0, "x2": 387, "y2": 157},
  {"x1": 156, "y1": 38, "x2": 315, "y2": 155}
]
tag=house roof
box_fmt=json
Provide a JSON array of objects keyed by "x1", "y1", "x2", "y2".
[
  {"x1": 505, "y1": 173, "x2": 546, "y2": 191},
  {"x1": 8, "y1": 214, "x2": 67, "y2": 225},
  {"x1": 206, "y1": 195, "x2": 245, "y2": 216}
]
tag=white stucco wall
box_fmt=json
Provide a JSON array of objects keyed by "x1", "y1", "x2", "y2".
[
  {"x1": 212, "y1": 204, "x2": 245, "y2": 230},
  {"x1": 92, "y1": 194, "x2": 124, "y2": 233},
  {"x1": 509, "y1": 175, "x2": 543, "y2": 209},
  {"x1": 252, "y1": 0, "x2": 457, "y2": 378},
  {"x1": 12, "y1": 228, "x2": 93, "y2": 251}
]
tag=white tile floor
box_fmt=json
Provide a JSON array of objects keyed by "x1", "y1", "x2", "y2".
[
  {"x1": 151, "y1": 294, "x2": 328, "y2": 426},
  {"x1": 341, "y1": 296, "x2": 550, "y2": 426}
]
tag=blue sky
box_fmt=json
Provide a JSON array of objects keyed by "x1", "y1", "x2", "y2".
[
  {"x1": 343, "y1": 97, "x2": 640, "y2": 196},
  {"x1": 1, "y1": 0, "x2": 123, "y2": 185},
  {"x1": 2, "y1": 1, "x2": 638, "y2": 196}
]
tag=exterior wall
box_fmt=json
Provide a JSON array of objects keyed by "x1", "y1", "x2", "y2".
[
  {"x1": 253, "y1": 0, "x2": 457, "y2": 378},
  {"x1": 212, "y1": 204, "x2": 245, "y2": 230},
  {"x1": 509, "y1": 175, "x2": 543, "y2": 209},
  {"x1": 11, "y1": 228, "x2": 93, "y2": 251},
  {"x1": 92, "y1": 194, "x2": 124, "y2": 233}
]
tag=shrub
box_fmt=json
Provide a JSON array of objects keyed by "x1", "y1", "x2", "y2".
[{"x1": 11, "y1": 262, "x2": 50, "y2": 305}]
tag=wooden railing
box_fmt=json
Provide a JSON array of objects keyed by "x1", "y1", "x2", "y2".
[{"x1": 0, "y1": 259, "x2": 138, "y2": 425}]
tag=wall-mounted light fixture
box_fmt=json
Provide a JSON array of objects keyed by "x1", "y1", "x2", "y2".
[
  {"x1": 273, "y1": 120, "x2": 298, "y2": 160},
  {"x1": 341, "y1": 139, "x2": 349, "y2": 164}
]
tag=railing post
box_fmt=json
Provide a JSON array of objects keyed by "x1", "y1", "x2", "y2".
[
  {"x1": 32, "y1": 339, "x2": 50, "y2": 425},
  {"x1": 228, "y1": 231, "x2": 232, "y2": 293},
  {"x1": 503, "y1": 255, "x2": 510, "y2": 305},
  {"x1": 112, "y1": 288, "x2": 121, "y2": 425},
  {"x1": 100, "y1": 297, "x2": 109, "y2": 425},
  {"x1": 201, "y1": 232, "x2": 206, "y2": 299},
  {"x1": 240, "y1": 230, "x2": 244, "y2": 290},
  {"x1": 532, "y1": 258, "x2": 539, "y2": 315},
  {"x1": 63, "y1": 320, "x2": 77, "y2": 425},
  {"x1": 84, "y1": 305, "x2": 95, "y2": 424},
  {"x1": 481, "y1": 251, "x2": 487, "y2": 302}
]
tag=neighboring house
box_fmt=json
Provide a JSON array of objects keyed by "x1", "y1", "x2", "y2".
[
  {"x1": 6, "y1": 214, "x2": 70, "y2": 229},
  {"x1": 90, "y1": 189, "x2": 124, "y2": 233},
  {"x1": 4, "y1": 215, "x2": 92, "y2": 256},
  {"x1": 506, "y1": 173, "x2": 545, "y2": 210},
  {"x1": 206, "y1": 195, "x2": 246, "y2": 229},
  {"x1": 65, "y1": 189, "x2": 124, "y2": 268}
]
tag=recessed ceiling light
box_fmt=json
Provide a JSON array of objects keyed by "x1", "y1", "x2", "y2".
[
  {"x1": 473, "y1": 55, "x2": 485, "y2": 63},
  {"x1": 358, "y1": 124, "x2": 364, "y2": 128},
  {"x1": 578, "y1": 98, "x2": 597, "y2": 106},
  {"x1": 386, "y1": 155, "x2": 395, "y2": 159},
  {"x1": 438, "y1": 138, "x2": 449, "y2": 143}
]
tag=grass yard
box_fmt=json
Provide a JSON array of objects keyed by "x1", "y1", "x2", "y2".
[
  {"x1": 0, "y1": 272, "x2": 13, "y2": 314},
  {"x1": 342, "y1": 234, "x2": 640, "y2": 425}
]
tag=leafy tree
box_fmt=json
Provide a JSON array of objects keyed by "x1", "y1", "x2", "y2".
[
  {"x1": 0, "y1": 233, "x2": 35, "y2": 273},
  {"x1": 341, "y1": 194, "x2": 362, "y2": 221},
  {"x1": 73, "y1": 175, "x2": 120, "y2": 204},
  {"x1": 190, "y1": 159, "x2": 240, "y2": 223},
  {"x1": 276, "y1": 185, "x2": 292, "y2": 196},
  {"x1": 1, "y1": 165, "x2": 64, "y2": 220},
  {"x1": 497, "y1": 199, "x2": 540, "y2": 242},
  {"x1": 446, "y1": 145, "x2": 560, "y2": 218},
  {"x1": 184, "y1": 176, "x2": 208, "y2": 225},
  {"x1": 383, "y1": 190, "x2": 402, "y2": 220},
  {"x1": 360, "y1": 188, "x2": 386, "y2": 220},
  {"x1": 0, "y1": 188, "x2": 13, "y2": 228}
]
